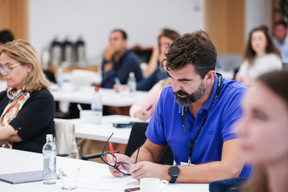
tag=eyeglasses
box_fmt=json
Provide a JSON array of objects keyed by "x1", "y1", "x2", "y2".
[
  {"x1": 0, "y1": 63, "x2": 20, "y2": 73},
  {"x1": 101, "y1": 132, "x2": 140, "y2": 176}
]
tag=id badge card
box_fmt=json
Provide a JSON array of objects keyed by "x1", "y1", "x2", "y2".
[{"x1": 180, "y1": 162, "x2": 194, "y2": 166}]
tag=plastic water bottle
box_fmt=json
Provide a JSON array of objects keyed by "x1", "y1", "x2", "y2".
[
  {"x1": 128, "y1": 72, "x2": 136, "y2": 93},
  {"x1": 43, "y1": 134, "x2": 57, "y2": 184},
  {"x1": 91, "y1": 87, "x2": 102, "y2": 124}
]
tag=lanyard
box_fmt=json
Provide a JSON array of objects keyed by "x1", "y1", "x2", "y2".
[{"x1": 181, "y1": 73, "x2": 222, "y2": 165}]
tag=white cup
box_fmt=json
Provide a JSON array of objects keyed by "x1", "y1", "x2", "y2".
[
  {"x1": 80, "y1": 110, "x2": 93, "y2": 123},
  {"x1": 140, "y1": 178, "x2": 168, "y2": 192},
  {"x1": 59, "y1": 167, "x2": 80, "y2": 190}
]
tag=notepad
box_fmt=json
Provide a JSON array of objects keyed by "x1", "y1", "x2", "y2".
[{"x1": 0, "y1": 170, "x2": 43, "y2": 184}]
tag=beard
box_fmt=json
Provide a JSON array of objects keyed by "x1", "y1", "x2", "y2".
[{"x1": 173, "y1": 81, "x2": 205, "y2": 106}]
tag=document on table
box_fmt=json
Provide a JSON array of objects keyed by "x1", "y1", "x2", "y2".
[{"x1": 78, "y1": 175, "x2": 139, "y2": 191}]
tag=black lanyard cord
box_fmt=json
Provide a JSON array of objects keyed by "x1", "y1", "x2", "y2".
[{"x1": 181, "y1": 73, "x2": 222, "y2": 163}]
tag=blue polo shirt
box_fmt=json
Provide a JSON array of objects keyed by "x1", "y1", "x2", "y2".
[{"x1": 146, "y1": 75, "x2": 251, "y2": 178}]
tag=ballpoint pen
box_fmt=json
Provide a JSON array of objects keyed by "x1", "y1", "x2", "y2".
[
  {"x1": 135, "y1": 147, "x2": 140, "y2": 164},
  {"x1": 146, "y1": 104, "x2": 153, "y2": 111}
]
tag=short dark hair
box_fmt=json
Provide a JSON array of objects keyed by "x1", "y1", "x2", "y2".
[
  {"x1": 163, "y1": 30, "x2": 217, "y2": 79},
  {"x1": 275, "y1": 20, "x2": 288, "y2": 28},
  {"x1": 112, "y1": 29, "x2": 127, "y2": 40},
  {"x1": 0, "y1": 30, "x2": 14, "y2": 44}
]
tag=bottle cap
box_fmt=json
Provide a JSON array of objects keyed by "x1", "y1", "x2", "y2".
[{"x1": 46, "y1": 134, "x2": 53, "y2": 139}]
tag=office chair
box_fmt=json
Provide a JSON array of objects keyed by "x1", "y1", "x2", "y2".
[
  {"x1": 209, "y1": 177, "x2": 248, "y2": 192},
  {"x1": 82, "y1": 122, "x2": 174, "y2": 165}
]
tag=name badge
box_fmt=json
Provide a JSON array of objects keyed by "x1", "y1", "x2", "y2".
[{"x1": 180, "y1": 162, "x2": 194, "y2": 166}]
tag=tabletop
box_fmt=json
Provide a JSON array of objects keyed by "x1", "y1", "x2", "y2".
[
  {"x1": 50, "y1": 85, "x2": 147, "y2": 107},
  {"x1": 74, "y1": 115, "x2": 140, "y2": 144},
  {"x1": 0, "y1": 148, "x2": 209, "y2": 192}
]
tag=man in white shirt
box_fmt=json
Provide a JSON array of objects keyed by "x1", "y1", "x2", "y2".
[{"x1": 274, "y1": 20, "x2": 288, "y2": 65}]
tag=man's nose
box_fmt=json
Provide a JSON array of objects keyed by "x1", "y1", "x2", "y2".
[{"x1": 172, "y1": 81, "x2": 182, "y2": 92}]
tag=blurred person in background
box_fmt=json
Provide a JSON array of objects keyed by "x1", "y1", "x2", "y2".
[
  {"x1": 236, "y1": 26, "x2": 282, "y2": 87},
  {"x1": 129, "y1": 78, "x2": 170, "y2": 120},
  {"x1": 273, "y1": 20, "x2": 288, "y2": 66},
  {"x1": 234, "y1": 69, "x2": 288, "y2": 192},
  {"x1": 101, "y1": 29, "x2": 143, "y2": 88},
  {"x1": 114, "y1": 28, "x2": 179, "y2": 92},
  {"x1": 0, "y1": 40, "x2": 55, "y2": 153},
  {"x1": 0, "y1": 30, "x2": 14, "y2": 80},
  {"x1": 137, "y1": 29, "x2": 180, "y2": 91},
  {"x1": 0, "y1": 30, "x2": 14, "y2": 47}
]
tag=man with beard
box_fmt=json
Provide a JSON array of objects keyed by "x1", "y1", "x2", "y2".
[
  {"x1": 101, "y1": 29, "x2": 143, "y2": 88},
  {"x1": 106, "y1": 31, "x2": 251, "y2": 183}
]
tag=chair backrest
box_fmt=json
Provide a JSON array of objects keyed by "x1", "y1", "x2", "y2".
[
  {"x1": 125, "y1": 122, "x2": 174, "y2": 165},
  {"x1": 218, "y1": 53, "x2": 242, "y2": 71},
  {"x1": 54, "y1": 118, "x2": 79, "y2": 158},
  {"x1": 70, "y1": 69, "x2": 96, "y2": 86},
  {"x1": 209, "y1": 177, "x2": 248, "y2": 192}
]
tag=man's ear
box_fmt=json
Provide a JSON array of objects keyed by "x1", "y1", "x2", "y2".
[{"x1": 205, "y1": 70, "x2": 216, "y2": 86}]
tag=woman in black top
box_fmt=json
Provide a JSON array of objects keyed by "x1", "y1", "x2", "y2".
[{"x1": 0, "y1": 40, "x2": 55, "y2": 153}]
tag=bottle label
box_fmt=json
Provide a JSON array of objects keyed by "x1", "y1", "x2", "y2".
[
  {"x1": 50, "y1": 156, "x2": 56, "y2": 172},
  {"x1": 44, "y1": 156, "x2": 56, "y2": 172}
]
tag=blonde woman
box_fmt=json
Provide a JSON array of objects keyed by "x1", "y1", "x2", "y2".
[
  {"x1": 0, "y1": 40, "x2": 55, "y2": 153},
  {"x1": 234, "y1": 70, "x2": 288, "y2": 192}
]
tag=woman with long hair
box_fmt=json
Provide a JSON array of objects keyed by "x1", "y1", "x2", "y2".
[
  {"x1": 236, "y1": 26, "x2": 282, "y2": 86},
  {"x1": 234, "y1": 69, "x2": 288, "y2": 192}
]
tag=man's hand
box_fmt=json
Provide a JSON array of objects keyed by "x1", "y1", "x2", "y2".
[
  {"x1": 113, "y1": 84, "x2": 127, "y2": 93},
  {"x1": 129, "y1": 161, "x2": 169, "y2": 181},
  {"x1": 106, "y1": 153, "x2": 134, "y2": 177},
  {"x1": 103, "y1": 45, "x2": 116, "y2": 73},
  {"x1": 104, "y1": 45, "x2": 116, "y2": 60}
]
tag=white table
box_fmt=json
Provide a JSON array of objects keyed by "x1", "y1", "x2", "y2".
[
  {"x1": 0, "y1": 148, "x2": 209, "y2": 192},
  {"x1": 50, "y1": 85, "x2": 147, "y2": 107},
  {"x1": 74, "y1": 115, "x2": 140, "y2": 144}
]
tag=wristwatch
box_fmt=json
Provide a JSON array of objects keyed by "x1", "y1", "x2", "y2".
[
  {"x1": 168, "y1": 165, "x2": 180, "y2": 183},
  {"x1": 103, "y1": 59, "x2": 112, "y2": 64}
]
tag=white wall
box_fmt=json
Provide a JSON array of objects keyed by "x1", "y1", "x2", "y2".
[
  {"x1": 29, "y1": 0, "x2": 204, "y2": 59},
  {"x1": 245, "y1": 0, "x2": 271, "y2": 39}
]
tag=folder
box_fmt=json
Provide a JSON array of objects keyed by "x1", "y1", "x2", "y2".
[{"x1": 0, "y1": 170, "x2": 43, "y2": 184}]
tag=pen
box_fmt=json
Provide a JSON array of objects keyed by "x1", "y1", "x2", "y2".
[
  {"x1": 109, "y1": 141, "x2": 119, "y2": 173},
  {"x1": 146, "y1": 104, "x2": 153, "y2": 111},
  {"x1": 135, "y1": 147, "x2": 140, "y2": 164}
]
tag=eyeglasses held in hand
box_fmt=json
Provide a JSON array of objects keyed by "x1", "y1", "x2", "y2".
[{"x1": 101, "y1": 132, "x2": 140, "y2": 176}]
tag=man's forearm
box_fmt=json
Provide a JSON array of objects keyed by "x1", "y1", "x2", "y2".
[
  {"x1": 166, "y1": 161, "x2": 243, "y2": 183},
  {"x1": 103, "y1": 62, "x2": 113, "y2": 73},
  {"x1": 130, "y1": 146, "x2": 155, "y2": 163}
]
